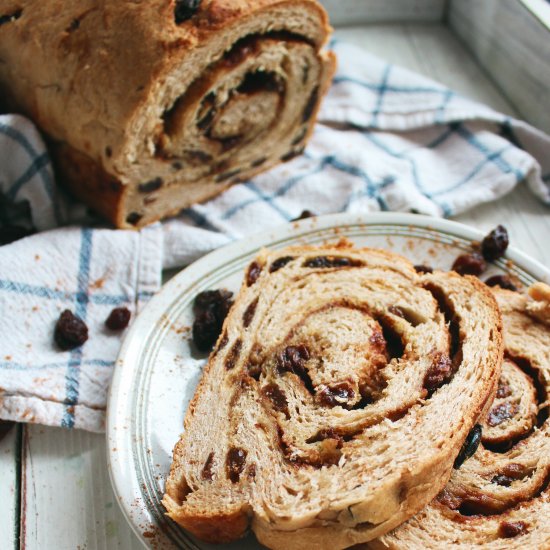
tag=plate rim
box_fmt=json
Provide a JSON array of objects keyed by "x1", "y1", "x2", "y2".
[{"x1": 106, "y1": 211, "x2": 549, "y2": 548}]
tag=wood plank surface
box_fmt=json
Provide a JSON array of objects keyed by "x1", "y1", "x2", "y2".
[
  {"x1": 12, "y1": 22, "x2": 550, "y2": 550},
  {"x1": 0, "y1": 423, "x2": 20, "y2": 550}
]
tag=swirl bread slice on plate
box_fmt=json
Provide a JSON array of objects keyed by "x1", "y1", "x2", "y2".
[
  {"x1": 369, "y1": 285, "x2": 550, "y2": 550},
  {"x1": 163, "y1": 244, "x2": 503, "y2": 549}
]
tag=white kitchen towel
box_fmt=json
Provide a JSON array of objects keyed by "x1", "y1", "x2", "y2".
[{"x1": 1, "y1": 41, "x2": 549, "y2": 431}]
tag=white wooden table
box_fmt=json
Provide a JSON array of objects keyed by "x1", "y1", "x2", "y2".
[{"x1": 2, "y1": 23, "x2": 549, "y2": 550}]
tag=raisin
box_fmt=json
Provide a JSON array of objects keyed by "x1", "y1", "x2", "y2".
[
  {"x1": 280, "y1": 148, "x2": 304, "y2": 162},
  {"x1": 201, "y1": 452, "x2": 215, "y2": 481},
  {"x1": 291, "y1": 128, "x2": 308, "y2": 146},
  {"x1": 269, "y1": 256, "x2": 294, "y2": 273},
  {"x1": 224, "y1": 339, "x2": 242, "y2": 370},
  {"x1": 174, "y1": 0, "x2": 200, "y2": 24},
  {"x1": 105, "y1": 307, "x2": 131, "y2": 330},
  {"x1": 318, "y1": 382, "x2": 355, "y2": 408},
  {"x1": 277, "y1": 345, "x2": 310, "y2": 374},
  {"x1": 0, "y1": 225, "x2": 34, "y2": 245},
  {"x1": 487, "y1": 402, "x2": 518, "y2": 427},
  {"x1": 485, "y1": 275, "x2": 517, "y2": 291},
  {"x1": 54, "y1": 310, "x2": 88, "y2": 350},
  {"x1": 246, "y1": 262, "x2": 262, "y2": 286},
  {"x1": 226, "y1": 447, "x2": 247, "y2": 483},
  {"x1": 492, "y1": 463, "x2": 527, "y2": 486},
  {"x1": 261, "y1": 383, "x2": 289, "y2": 418},
  {"x1": 304, "y1": 256, "x2": 362, "y2": 268},
  {"x1": 138, "y1": 177, "x2": 163, "y2": 193},
  {"x1": 492, "y1": 474, "x2": 513, "y2": 487},
  {"x1": 306, "y1": 428, "x2": 344, "y2": 448},
  {"x1": 481, "y1": 225, "x2": 509, "y2": 261},
  {"x1": 194, "y1": 289, "x2": 233, "y2": 314},
  {"x1": 220, "y1": 135, "x2": 242, "y2": 152},
  {"x1": 389, "y1": 305, "x2": 405, "y2": 318},
  {"x1": 499, "y1": 521, "x2": 528, "y2": 538},
  {"x1": 496, "y1": 379, "x2": 512, "y2": 398},
  {"x1": 126, "y1": 212, "x2": 143, "y2": 226},
  {"x1": 414, "y1": 264, "x2": 433, "y2": 274},
  {"x1": 277, "y1": 345, "x2": 314, "y2": 393},
  {"x1": 292, "y1": 210, "x2": 315, "y2": 221},
  {"x1": 192, "y1": 289, "x2": 234, "y2": 352},
  {"x1": 242, "y1": 298, "x2": 258, "y2": 328},
  {"x1": 454, "y1": 424, "x2": 482, "y2": 469},
  {"x1": 215, "y1": 169, "x2": 241, "y2": 183},
  {"x1": 302, "y1": 86, "x2": 319, "y2": 122},
  {"x1": 423, "y1": 353, "x2": 453, "y2": 393},
  {"x1": 238, "y1": 71, "x2": 280, "y2": 94},
  {"x1": 452, "y1": 253, "x2": 486, "y2": 276},
  {"x1": 0, "y1": 9, "x2": 22, "y2": 26},
  {"x1": 250, "y1": 157, "x2": 267, "y2": 168}
]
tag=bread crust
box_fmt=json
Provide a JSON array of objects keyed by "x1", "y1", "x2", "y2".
[
  {"x1": 0, "y1": 0, "x2": 335, "y2": 228},
  {"x1": 163, "y1": 245, "x2": 503, "y2": 549}
]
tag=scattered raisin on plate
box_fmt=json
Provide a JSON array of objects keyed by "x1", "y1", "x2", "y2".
[
  {"x1": 481, "y1": 225, "x2": 509, "y2": 261},
  {"x1": 292, "y1": 210, "x2": 316, "y2": 221},
  {"x1": 192, "y1": 289, "x2": 234, "y2": 352},
  {"x1": 452, "y1": 252, "x2": 487, "y2": 276},
  {"x1": 485, "y1": 274, "x2": 517, "y2": 291},
  {"x1": 105, "y1": 307, "x2": 131, "y2": 330},
  {"x1": 54, "y1": 310, "x2": 88, "y2": 350}
]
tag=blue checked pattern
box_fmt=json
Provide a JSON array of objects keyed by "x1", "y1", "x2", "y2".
[{"x1": 1, "y1": 41, "x2": 549, "y2": 431}]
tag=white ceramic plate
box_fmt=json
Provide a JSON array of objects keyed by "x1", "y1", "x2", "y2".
[{"x1": 107, "y1": 212, "x2": 549, "y2": 549}]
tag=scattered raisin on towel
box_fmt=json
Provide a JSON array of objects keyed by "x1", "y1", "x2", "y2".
[
  {"x1": 105, "y1": 307, "x2": 131, "y2": 330},
  {"x1": 54, "y1": 310, "x2": 88, "y2": 350}
]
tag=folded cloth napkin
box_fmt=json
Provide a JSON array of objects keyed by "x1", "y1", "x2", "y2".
[{"x1": 0, "y1": 41, "x2": 549, "y2": 431}]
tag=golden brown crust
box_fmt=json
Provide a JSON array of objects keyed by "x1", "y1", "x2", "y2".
[{"x1": 0, "y1": 0, "x2": 335, "y2": 228}]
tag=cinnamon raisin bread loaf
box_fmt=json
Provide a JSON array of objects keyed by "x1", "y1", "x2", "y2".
[
  {"x1": 163, "y1": 244, "x2": 503, "y2": 549},
  {"x1": 370, "y1": 285, "x2": 550, "y2": 549},
  {"x1": 0, "y1": 0, "x2": 335, "y2": 228}
]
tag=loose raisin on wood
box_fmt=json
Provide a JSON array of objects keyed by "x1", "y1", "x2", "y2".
[
  {"x1": 174, "y1": 0, "x2": 201, "y2": 24},
  {"x1": 54, "y1": 310, "x2": 88, "y2": 350},
  {"x1": 105, "y1": 307, "x2": 131, "y2": 330},
  {"x1": 481, "y1": 225, "x2": 509, "y2": 261},
  {"x1": 485, "y1": 275, "x2": 517, "y2": 291},
  {"x1": 452, "y1": 252, "x2": 486, "y2": 276},
  {"x1": 454, "y1": 424, "x2": 482, "y2": 469}
]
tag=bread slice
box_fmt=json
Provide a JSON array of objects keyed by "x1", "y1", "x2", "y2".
[
  {"x1": 0, "y1": 0, "x2": 335, "y2": 228},
  {"x1": 370, "y1": 286, "x2": 550, "y2": 549},
  {"x1": 162, "y1": 243, "x2": 503, "y2": 549}
]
